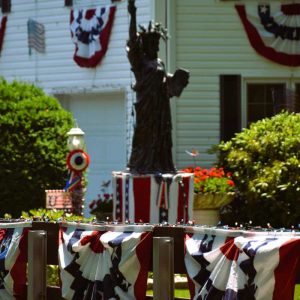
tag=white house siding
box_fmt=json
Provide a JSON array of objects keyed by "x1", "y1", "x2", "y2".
[
  {"x1": 0, "y1": 0, "x2": 152, "y2": 131},
  {"x1": 0, "y1": 0, "x2": 152, "y2": 213},
  {"x1": 57, "y1": 92, "x2": 126, "y2": 208},
  {"x1": 173, "y1": 0, "x2": 300, "y2": 169}
]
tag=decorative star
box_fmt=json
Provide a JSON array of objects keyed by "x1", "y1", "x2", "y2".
[
  {"x1": 260, "y1": 5, "x2": 268, "y2": 14},
  {"x1": 161, "y1": 211, "x2": 167, "y2": 217}
]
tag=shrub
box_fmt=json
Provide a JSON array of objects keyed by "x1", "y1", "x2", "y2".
[
  {"x1": 0, "y1": 79, "x2": 74, "y2": 217},
  {"x1": 217, "y1": 111, "x2": 300, "y2": 228}
]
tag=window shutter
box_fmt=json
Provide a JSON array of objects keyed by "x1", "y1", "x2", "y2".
[
  {"x1": 2, "y1": 0, "x2": 11, "y2": 13},
  {"x1": 65, "y1": 0, "x2": 73, "y2": 6},
  {"x1": 220, "y1": 75, "x2": 241, "y2": 142}
]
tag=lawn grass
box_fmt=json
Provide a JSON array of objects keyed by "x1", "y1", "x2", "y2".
[
  {"x1": 146, "y1": 285, "x2": 300, "y2": 299},
  {"x1": 295, "y1": 285, "x2": 300, "y2": 300},
  {"x1": 146, "y1": 289, "x2": 190, "y2": 298}
]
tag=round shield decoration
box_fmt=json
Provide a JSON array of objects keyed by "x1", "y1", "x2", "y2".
[{"x1": 66, "y1": 149, "x2": 90, "y2": 172}]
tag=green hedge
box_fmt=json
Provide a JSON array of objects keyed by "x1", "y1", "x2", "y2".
[
  {"x1": 217, "y1": 112, "x2": 300, "y2": 228},
  {"x1": 0, "y1": 79, "x2": 74, "y2": 217}
]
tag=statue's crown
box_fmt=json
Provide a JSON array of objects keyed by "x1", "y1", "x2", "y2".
[{"x1": 138, "y1": 21, "x2": 168, "y2": 42}]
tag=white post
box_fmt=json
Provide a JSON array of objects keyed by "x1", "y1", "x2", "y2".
[
  {"x1": 27, "y1": 230, "x2": 47, "y2": 300},
  {"x1": 153, "y1": 237, "x2": 174, "y2": 300}
]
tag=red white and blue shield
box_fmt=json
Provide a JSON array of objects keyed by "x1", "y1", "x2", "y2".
[{"x1": 70, "y1": 6, "x2": 116, "y2": 68}]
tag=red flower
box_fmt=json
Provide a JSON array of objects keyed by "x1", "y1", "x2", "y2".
[
  {"x1": 227, "y1": 180, "x2": 235, "y2": 187},
  {"x1": 180, "y1": 165, "x2": 235, "y2": 194}
]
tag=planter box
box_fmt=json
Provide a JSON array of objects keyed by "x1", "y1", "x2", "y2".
[
  {"x1": 193, "y1": 193, "x2": 234, "y2": 210},
  {"x1": 193, "y1": 193, "x2": 234, "y2": 225}
]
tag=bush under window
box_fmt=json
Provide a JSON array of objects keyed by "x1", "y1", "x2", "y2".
[{"x1": 217, "y1": 111, "x2": 300, "y2": 228}]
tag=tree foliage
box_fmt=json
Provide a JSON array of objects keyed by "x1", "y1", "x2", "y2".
[
  {"x1": 217, "y1": 112, "x2": 300, "y2": 228},
  {"x1": 0, "y1": 79, "x2": 74, "y2": 217}
]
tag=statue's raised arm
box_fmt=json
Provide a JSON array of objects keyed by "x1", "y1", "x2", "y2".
[{"x1": 128, "y1": 0, "x2": 137, "y2": 44}]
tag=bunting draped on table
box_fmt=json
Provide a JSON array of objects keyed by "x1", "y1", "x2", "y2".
[
  {"x1": 0, "y1": 223, "x2": 30, "y2": 300},
  {"x1": 70, "y1": 5, "x2": 116, "y2": 68},
  {"x1": 0, "y1": 16, "x2": 7, "y2": 54},
  {"x1": 112, "y1": 172, "x2": 194, "y2": 224},
  {"x1": 185, "y1": 229, "x2": 300, "y2": 300},
  {"x1": 59, "y1": 224, "x2": 152, "y2": 300},
  {"x1": 236, "y1": 3, "x2": 300, "y2": 67}
]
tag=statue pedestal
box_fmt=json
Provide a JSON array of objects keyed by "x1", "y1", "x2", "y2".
[{"x1": 112, "y1": 171, "x2": 194, "y2": 224}]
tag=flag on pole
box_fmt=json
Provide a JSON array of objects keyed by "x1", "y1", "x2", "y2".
[{"x1": 27, "y1": 18, "x2": 45, "y2": 54}]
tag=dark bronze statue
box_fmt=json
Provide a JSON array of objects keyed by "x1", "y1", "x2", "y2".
[{"x1": 127, "y1": 0, "x2": 189, "y2": 174}]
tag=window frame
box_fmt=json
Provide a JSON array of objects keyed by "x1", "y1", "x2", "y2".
[{"x1": 241, "y1": 78, "x2": 294, "y2": 128}]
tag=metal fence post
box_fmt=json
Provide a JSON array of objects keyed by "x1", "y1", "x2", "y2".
[
  {"x1": 153, "y1": 237, "x2": 174, "y2": 300},
  {"x1": 27, "y1": 230, "x2": 47, "y2": 300}
]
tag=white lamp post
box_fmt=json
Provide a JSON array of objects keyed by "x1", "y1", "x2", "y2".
[
  {"x1": 66, "y1": 125, "x2": 87, "y2": 215},
  {"x1": 67, "y1": 126, "x2": 85, "y2": 150}
]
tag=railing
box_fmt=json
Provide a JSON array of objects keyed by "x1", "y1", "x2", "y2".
[
  {"x1": 29, "y1": 222, "x2": 188, "y2": 300},
  {"x1": 27, "y1": 222, "x2": 300, "y2": 300}
]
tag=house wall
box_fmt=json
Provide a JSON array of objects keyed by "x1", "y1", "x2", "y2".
[
  {"x1": 172, "y1": 0, "x2": 300, "y2": 169},
  {"x1": 0, "y1": 0, "x2": 150, "y2": 90},
  {"x1": 0, "y1": 0, "x2": 153, "y2": 212},
  {"x1": 0, "y1": 0, "x2": 152, "y2": 153}
]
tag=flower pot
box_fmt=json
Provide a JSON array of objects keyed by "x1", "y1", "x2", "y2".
[
  {"x1": 193, "y1": 208, "x2": 220, "y2": 226},
  {"x1": 193, "y1": 193, "x2": 234, "y2": 210},
  {"x1": 193, "y1": 193, "x2": 234, "y2": 225}
]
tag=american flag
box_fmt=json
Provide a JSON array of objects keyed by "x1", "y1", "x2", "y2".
[
  {"x1": 59, "y1": 224, "x2": 152, "y2": 300},
  {"x1": 112, "y1": 172, "x2": 194, "y2": 224},
  {"x1": 0, "y1": 223, "x2": 30, "y2": 299},
  {"x1": 70, "y1": 6, "x2": 116, "y2": 68},
  {"x1": 0, "y1": 16, "x2": 7, "y2": 54},
  {"x1": 185, "y1": 228, "x2": 300, "y2": 300},
  {"x1": 27, "y1": 18, "x2": 45, "y2": 54}
]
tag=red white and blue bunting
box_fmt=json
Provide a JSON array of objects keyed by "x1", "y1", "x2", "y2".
[
  {"x1": 236, "y1": 4, "x2": 300, "y2": 67},
  {"x1": 58, "y1": 225, "x2": 152, "y2": 300},
  {"x1": 185, "y1": 229, "x2": 300, "y2": 300},
  {"x1": 0, "y1": 223, "x2": 30, "y2": 299},
  {"x1": 0, "y1": 16, "x2": 7, "y2": 54},
  {"x1": 70, "y1": 6, "x2": 116, "y2": 68}
]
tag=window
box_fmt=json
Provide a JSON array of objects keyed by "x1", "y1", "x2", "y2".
[
  {"x1": 220, "y1": 76, "x2": 300, "y2": 142},
  {"x1": 243, "y1": 80, "x2": 300, "y2": 128},
  {"x1": 65, "y1": 0, "x2": 73, "y2": 6},
  {"x1": 247, "y1": 83, "x2": 285, "y2": 126},
  {"x1": 0, "y1": 0, "x2": 11, "y2": 13}
]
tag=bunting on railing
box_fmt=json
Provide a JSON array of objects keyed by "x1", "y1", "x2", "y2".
[
  {"x1": 185, "y1": 230, "x2": 300, "y2": 300},
  {"x1": 0, "y1": 223, "x2": 30, "y2": 299},
  {"x1": 236, "y1": 3, "x2": 300, "y2": 67},
  {"x1": 70, "y1": 5, "x2": 116, "y2": 68},
  {"x1": 0, "y1": 16, "x2": 7, "y2": 54},
  {"x1": 59, "y1": 225, "x2": 152, "y2": 300}
]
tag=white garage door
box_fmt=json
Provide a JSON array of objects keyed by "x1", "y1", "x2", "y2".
[{"x1": 58, "y1": 92, "x2": 126, "y2": 216}]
